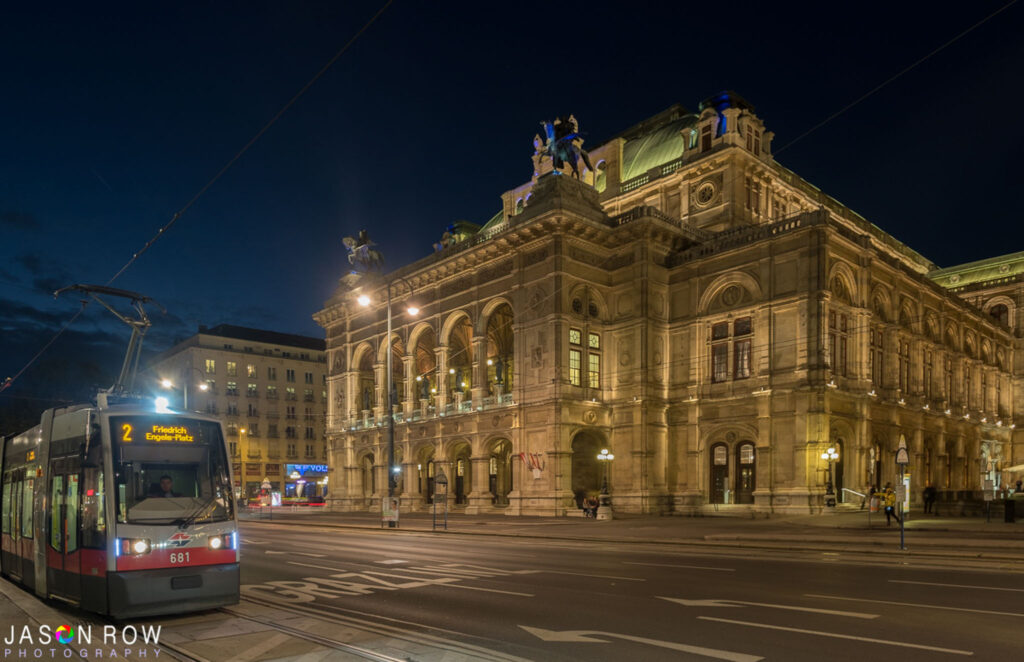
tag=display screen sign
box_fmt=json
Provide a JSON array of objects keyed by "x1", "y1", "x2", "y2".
[
  {"x1": 111, "y1": 416, "x2": 218, "y2": 445},
  {"x1": 286, "y1": 463, "x2": 328, "y2": 476}
]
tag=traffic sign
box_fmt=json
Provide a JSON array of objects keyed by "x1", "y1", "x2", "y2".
[{"x1": 896, "y1": 436, "x2": 909, "y2": 465}]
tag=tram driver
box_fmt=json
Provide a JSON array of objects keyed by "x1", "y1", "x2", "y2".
[{"x1": 150, "y1": 474, "x2": 182, "y2": 498}]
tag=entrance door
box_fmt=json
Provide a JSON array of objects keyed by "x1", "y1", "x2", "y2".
[
  {"x1": 46, "y1": 457, "x2": 81, "y2": 602},
  {"x1": 735, "y1": 443, "x2": 755, "y2": 504},
  {"x1": 710, "y1": 444, "x2": 728, "y2": 504}
]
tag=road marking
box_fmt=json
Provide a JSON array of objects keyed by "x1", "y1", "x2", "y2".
[
  {"x1": 376, "y1": 559, "x2": 408, "y2": 564},
  {"x1": 288, "y1": 561, "x2": 347, "y2": 572},
  {"x1": 439, "y1": 584, "x2": 534, "y2": 597},
  {"x1": 805, "y1": 593, "x2": 1024, "y2": 618},
  {"x1": 266, "y1": 550, "x2": 326, "y2": 557},
  {"x1": 240, "y1": 538, "x2": 266, "y2": 545},
  {"x1": 520, "y1": 626, "x2": 762, "y2": 661},
  {"x1": 659, "y1": 597, "x2": 876, "y2": 619},
  {"x1": 697, "y1": 617, "x2": 973, "y2": 656},
  {"x1": 624, "y1": 561, "x2": 735, "y2": 572},
  {"x1": 544, "y1": 570, "x2": 645, "y2": 581},
  {"x1": 888, "y1": 580, "x2": 1024, "y2": 593}
]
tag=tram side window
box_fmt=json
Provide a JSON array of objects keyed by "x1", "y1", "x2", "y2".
[
  {"x1": 50, "y1": 476, "x2": 63, "y2": 550},
  {"x1": 66, "y1": 475, "x2": 79, "y2": 552},
  {"x1": 21, "y1": 478, "x2": 34, "y2": 538},
  {"x1": 2, "y1": 474, "x2": 11, "y2": 534},
  {"x1": 80, "y1": 467, "x2": 106, "y2": 549}
]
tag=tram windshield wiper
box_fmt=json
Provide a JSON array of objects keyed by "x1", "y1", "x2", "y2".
[{"x1": 174, "y1": 496, "x2": 219, "y2": 530}]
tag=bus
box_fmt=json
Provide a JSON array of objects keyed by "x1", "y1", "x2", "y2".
[{"x1": 1, "y1": 395, "x2": 239, "y2": 617}]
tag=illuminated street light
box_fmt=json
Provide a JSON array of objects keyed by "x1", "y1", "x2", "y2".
[
  {"x1": 357, "y1": 278, "x2": 419, "y2": 522},
  {"x1": 821, "y1": 446, "x2": 839, "y2": 507},
  {"x1": 596, "y1": 448, "x2": 615, "y2": 520}
]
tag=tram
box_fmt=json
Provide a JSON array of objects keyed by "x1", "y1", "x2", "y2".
[{"x1": 1, "y1": 393, "x2": 239, "y2": 617}]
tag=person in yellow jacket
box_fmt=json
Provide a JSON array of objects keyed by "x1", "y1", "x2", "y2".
[{"x1": 883, "y1": 483, "x2": 901, "y2": 526}]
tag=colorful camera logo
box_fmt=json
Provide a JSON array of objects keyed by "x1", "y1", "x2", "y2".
[{"x1": 55, "y1": 625, "x2": 75, "y2": 645}]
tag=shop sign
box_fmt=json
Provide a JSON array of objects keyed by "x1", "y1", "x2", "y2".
[{"x1": 286, "y1": 463, "x2": 328, "y2": 476}]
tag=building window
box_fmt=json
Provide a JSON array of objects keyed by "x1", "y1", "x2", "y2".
[
  {"x1": 989, "y1": 304, "x2": 1009, "y2": 326},
  {"x1": 205, "y1": 359, "x2": 216, "y2": 374},
  {"x1": 745, "y1": 179, "x2": 761, "y2": 214},
  {"x1": 247, "y1": 383, "x2": 258, "y2": 397},
  {"x1": 870, "y1": 329, "x2": 884, "y2": 387},
  {"x1": 267, "y1": 385, "x2": 278, "y2": 399},
  {"x1": 286, "y1": 369, "x2": 296, "y2": 383},
  {"x1": 247, "y1": 403, "x2": 258, "y2": 417},
  {"x1": 226, "y1": 361, "x2": 237, "y2": 377},
  {"x1": 829, "y1": 311, "x2": 848, "y2": 377},
  {"x1": 305, "y1": 427, "x2": 314, "y2": 440},
  {"x1": 267, "y1": 367, "x2": 277, "y2": 380},
  {"x1": 305, "y1": 444, "x2": 314, "y2": 458},
  {"x1": 304, "y1": 388, "x2": 314, "y2": 402},
  {"x1": 569, "y1": 328, "x2": 581, "y2": 345},
  {"x1": 963, "y1": 363, "x2": 971, "y2": 407},
  {"x1": 246, "y1": 364, "x2": 256, "y2": 378},
  {"x1": 286, "y1": 406, "x2": 296, "y2": 419},
  {"x1": 701, "y1": 124, "x2": 712, "y2": 152},
  {"x1": 944, "y1": 357, "x2": 953, "y2": 402},
  {"x1": 569, "y1": 349, "x2": 582, "y2": 386},
  {"x1": 248, "y1": 423, "x2": 259, "y2": 436},
  {"x1": 226, "y1": 402, "x2": 238, "y2": 416},
  {"x1": 588, "y1": 333, "x2": 600, "y2": 349},
  {"x1": 226, "y1": 381, "x2": 238, "y2": 396},
  {"x1": 588, "y1": 353, "x2": 601, "y2": 389},
  {"x1": 286, "y1": 387, "x2": 297, "y2": 401},
  {"x1": 205, "y1": 379, "x2": 216, "y2": 394},
  {"x1": 268, "y1": 424, "x2": 279, "y2": 438},
  {"x1": 286, "y1": 426, "x2": 297, "y2": 439},
  {"x1": 745, "y1": 126, "x2": 761, "y2": 156},
  {"x1": 287, "y1": 443, "x2": 297, "y2": 458},
  {"x1": 711, "y1": 318, "x2": 752, "y2": 383},
  {"x1": 229, "y1": 442, "x2": 237, "y2": 457},
  {"x1": 898, "y1": 340, "x2": 910, "y2": 393},
  {"x1": 305, "y1": 372, "x2": 313, "y2": 384}
]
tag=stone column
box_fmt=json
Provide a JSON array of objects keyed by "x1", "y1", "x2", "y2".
[
  {"x1": 435, "y1": 347, "x2": 448, "y2": 412},
  {"x1": 373, "y1": 361, "x2": 385, "y2": 420},
  {"x1": 471, "y1": 335, "x2": 487, "y2": 404},
  {"x1": 465, "y1": 456, "x2": 492, "y2": 514},
  {"x1": 402, "y1": 355, "x2": 416, "y2": 416}
]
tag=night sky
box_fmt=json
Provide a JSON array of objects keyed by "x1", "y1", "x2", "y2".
[{"x1": 2, "y1": 1, "x2": 1023, "y2": 402}]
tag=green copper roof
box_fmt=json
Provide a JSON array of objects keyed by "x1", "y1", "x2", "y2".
[
  {"x1": 620, "y1": 115, "x2": 697, "y2": 182},
  {"x1": 929, "y1": 250, "x2": 1024, "y2": 288},
  {"x1": 480, "y1": 209, "x2": 504, "y2": 232}
]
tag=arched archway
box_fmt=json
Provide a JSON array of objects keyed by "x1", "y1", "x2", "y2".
[
  {"x1": 446, "y1": 316, "x2": 474, "y2": 399},
  {"x1": 570, "y1": 431, "x2": 603, "y2": 508},
  {"x1": 488, "y1": 438, "x2": 513, "y2": 505},
  {"x1": 356, "y1": 348, "x2": 375, "y2": 413},
  {"x1": 360, "y1": 453, "x2": 375, "y2": 500},
  {"x1": 485, "y1": 302, "x2": 514, "y2": 395},
  {"x1": 412, "y1": 325, "x2": 437, "y2": 404},
  {"x1": 416, "y1": 445, "x2": 436, "y2": 504},
  {"x1": 449, "y1": 441, "x2": 472, "y2": 505}
]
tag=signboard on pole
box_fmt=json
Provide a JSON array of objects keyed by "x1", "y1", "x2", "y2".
[
  {"x1": 895, "y1": 436, "x2": 910, "y2": 466},
  {"x1": 382, "y1": 497, "x2": 400, "y2": 524}
]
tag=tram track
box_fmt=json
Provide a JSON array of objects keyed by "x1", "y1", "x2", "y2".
[{"x1": 235, "y1": 593, "x2": 534, "y2": 662}]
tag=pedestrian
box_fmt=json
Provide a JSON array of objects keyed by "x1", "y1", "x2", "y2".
[
  {"x1": 1016, "y1": 479, "x2": 1023, "y2": 494},
  {"x1": 883, "y1": 483, "x2": 901, "y2": 526},
  {"x1": 922, "y1": 483, "x2": 937, "y2": 514},
  {"x1": 585, "y1": 494, "x2": 599, "y2": 518}
]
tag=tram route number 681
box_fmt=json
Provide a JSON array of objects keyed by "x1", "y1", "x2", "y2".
[{"x1": 170, "y1": 552, "x2": 191, "y2": 564}]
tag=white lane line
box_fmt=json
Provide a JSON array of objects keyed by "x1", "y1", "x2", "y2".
[
  {"x1": 437, "y1": 583, "x2": 534, "y2": 597},
  {"x1": 806, "y1": 593, "x2": 1024, "y2": 618},
  {"x1": 625, "y1": 561, "x2": 735, "y2": 572},
  {"x1": 659, "y1": 597, "x2": 876, "y2": 619},
  {"x1": 288, "y1": 561, "x2": 346, "y2": 572},
  {"x1": 544, "y1": 570, "x2": 645, "y2": 582},
  {"x1": 888, "y1": 580, "x2": 1024, "y2": 593},
  {"x1": 376, "y1": 559, "x2": 408, "y2": 564},
  {"x1": 266, "y1": 550, "x2": 326, "y2": 557},
  {"x1": 697, "y1": 617, "x2": 973, "y2": 656},
  {"x1": 240, "y1": 538, "x2": 267, "y2": 545}
]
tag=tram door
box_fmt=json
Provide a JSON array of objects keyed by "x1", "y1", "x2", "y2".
[{"x1": 46, "y1": 456, "x2": 81, "y2": 602}]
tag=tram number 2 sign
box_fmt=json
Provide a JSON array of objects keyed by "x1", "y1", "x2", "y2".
[{"x1": 170, "y1": 552, "x2": 192, "y2": 564}]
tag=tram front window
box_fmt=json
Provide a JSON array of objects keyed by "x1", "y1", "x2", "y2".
[{"x1": 111, "y1": 416, "x2": 234, "y2": 525}]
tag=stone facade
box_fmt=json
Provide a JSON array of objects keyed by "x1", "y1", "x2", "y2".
[{"x1": 315, "y1": 92, "x2": 1022, "y2": 516}]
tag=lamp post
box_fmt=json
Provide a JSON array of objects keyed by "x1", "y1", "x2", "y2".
[
  {"x1": 821, "y1": 446, "x2": 839, "y2": 507},
  {"x1": 596, "y1": 448, "x2": 614, "y2": 520},
  {"x1": 358, "y1": 278, "x2": 418, "y2": 525}
]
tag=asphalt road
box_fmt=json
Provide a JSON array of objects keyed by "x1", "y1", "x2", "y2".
[{"x1": 236, "y1": 521, "x2": 1024, "y2": 661}]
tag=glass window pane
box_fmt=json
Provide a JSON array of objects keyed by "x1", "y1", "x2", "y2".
[
  {"x1": 734, "y1": 317, "x2": 752, "y2": 336},
  {"x1": 22, "y1": 478, "x2": 34, "y2": 538},
  {"x1": 66, "y1": 475, "x2": 79, "y2": 552},
  {"x1": 712, "y1": 344, "x2": 728, "y2": 383},
  {"x1": 569, "y1": 329, "x2": 581, "y2": 345},
  {"x1": 712, "y1": 322, "x2": 729, "y2": 341},
  {"x1": 588, "y1": 354, "x2": 600, "y2": 389},
  {"x1": 1, "y1": 478, "x2": 10, "y2": 535},
  {"x1": 740, "y1": 444, "x2": 755, "y2": 464},
  {"x1": 569, "y1": 349, "x2": 581, "y2": 386},
  {"x1": 713, "y1": 446, "x2": 727, "y2": 465},
  {"x1": 51, "y1": 475, "x2": 63, "y2": 550},
  {"x1": 588, "y1": 333, "x2": 600, "y2": 349}
]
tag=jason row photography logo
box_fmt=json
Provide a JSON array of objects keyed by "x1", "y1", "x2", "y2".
[{"x1": 4, "y1": 624, "x2": 163, "y2": 659}]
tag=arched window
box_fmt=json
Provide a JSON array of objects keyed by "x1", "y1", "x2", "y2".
[
  {"x1": 736, "y1": 443, "x2": 755, "y2": 504},
  {"x1": 710, "y1": 443, "x2": 729, "y2": 504},
  {"x1": 989, "y1": 304, "x2": 1009, "y2": 326}
]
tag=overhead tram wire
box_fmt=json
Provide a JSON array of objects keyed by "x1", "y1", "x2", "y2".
[
  {"x1": 773, "y1": 0, "x2": 1019, "y2": 156},
  {"x1": 0, "y1": 0, "x2": 394, "y2": 396}
]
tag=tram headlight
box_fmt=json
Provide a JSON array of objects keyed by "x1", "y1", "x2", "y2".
[
  {"x1": 208, "y1": 533, "x2": 233, "y2": 550},
  {"x1": 119, "y1": 538, "x2": 152, "y2": 555}
]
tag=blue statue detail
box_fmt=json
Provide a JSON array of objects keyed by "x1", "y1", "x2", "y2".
[
  {"x1": 536, "y1": 114, "x2": 594, "y2": 179},
  {"x1": 343, "y1": 229, "x2": 384, "y2": 272}
]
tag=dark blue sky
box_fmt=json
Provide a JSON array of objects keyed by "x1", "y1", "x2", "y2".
[{"x1": 2, "y1": 0, "x2": 1023, "y2": 391}]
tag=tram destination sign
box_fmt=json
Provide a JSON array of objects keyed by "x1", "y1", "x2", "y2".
[{"x1": 115, "y1": 417, "x2": 198, "y2": 444}]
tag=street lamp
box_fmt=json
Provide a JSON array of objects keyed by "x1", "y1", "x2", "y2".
[
  {"x1": 596, "y1": 448, "x2": 614, "y2": 520},
  {"x1": 821, "y1": 446, "x2": 839, "y2": 507},
  {"x1": 160, "y1": 368, "x2": 209, "y2": 410},
  {"x1": 357, "y1": 277, "x2": 419, "y2": 519}
]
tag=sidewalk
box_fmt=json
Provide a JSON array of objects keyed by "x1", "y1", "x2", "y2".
[{"x1": 240, "y1": 506, "x2": 1024, "y2": 561}]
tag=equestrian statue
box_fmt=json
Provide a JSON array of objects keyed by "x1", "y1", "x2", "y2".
[{"x1": 534, "y1": 114, "x2": 595, "y2": 179}]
